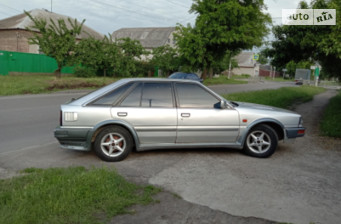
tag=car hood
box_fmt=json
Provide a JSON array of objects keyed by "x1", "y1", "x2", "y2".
[{"x1": 233, "y1": 101, "x2": 298, "y2": 115}]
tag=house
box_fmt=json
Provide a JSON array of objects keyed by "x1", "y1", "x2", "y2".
[
  {"x1": 0, "y1": 9, "x2": 103, "y2": 54},
  {"x1": 231, "y1": 51, "x2": 259, "y2": 77},
  {"x1": 112, "y1": 27, "x2": 176, "y2": 50}
]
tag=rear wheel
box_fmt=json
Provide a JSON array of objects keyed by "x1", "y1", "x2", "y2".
[
  {"x1": 243, "y1": 124, "x2": 278, "y2": 158},
  {"x1": 94, "y1": 126, "x2": 133, "y2": 162}
]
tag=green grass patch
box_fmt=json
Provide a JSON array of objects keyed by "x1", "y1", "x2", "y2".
[
  {"x1": 320, "y1": 91, "x2": 341, "y2": 137},
  {"x1": 0, "y1": 167, "x2": 160, "y2": 224},
  {"x1": 0, "y1": 75, "x2": 118, "y2": 96},
  {"x1": 223, "y1": 86, "x2": 325, "y2": 109},
  {"x1": 204, "y1": 75, "x2": 248, "y2": 85}
]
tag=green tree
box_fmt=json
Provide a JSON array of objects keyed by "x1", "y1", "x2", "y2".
[
  {"x1": 150, "y1": 45, "x2": 180, "y2": 76},
  {"x1": 176, "y1": 0, "x2": 271, "y2": 79},
  {"x1": 113, "y1": 38, "x2": 145, "y2": 77},
  {"x1": 74, "y1": 35, "x2": 122, "y2": 77},
  {"x1": 265, "y1": 0, "x2": 341, "y2": 78},
  {"x1": 25, "y1": 11, "x2": 85, "y2": 78}
]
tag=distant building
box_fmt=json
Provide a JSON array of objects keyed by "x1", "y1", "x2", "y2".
[
  {"x1": 112, "y1": 27, "x2": 176, "y2": 50},
  {"x1": 232, "y1": 52, "x2": 259, "y2": 77},
  {"x1": 0, "y1": 9, "x2": 103, "y2": 54}
]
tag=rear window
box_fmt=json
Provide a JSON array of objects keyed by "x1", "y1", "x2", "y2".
[{"x1": 90, "y1": 83, "x2": 133, "y2": 106}]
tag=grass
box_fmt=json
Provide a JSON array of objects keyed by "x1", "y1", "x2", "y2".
[
  {"x1": 0, "y1": 167, "x2": 160, "y2": 224},
  {"x1": 320, "y1": 91, "x2": 341, "y2": 138},
  {"x1": 204, "y1": 75, "x2": 248, "y2": 85},
  {"x1": 223, "y1": 86, "x2": 325, "y2": 109},
  {"x1": 0, "y1": 75, "x2": 118, "y2": 96}
]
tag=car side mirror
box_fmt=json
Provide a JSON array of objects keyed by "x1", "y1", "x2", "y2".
[
  {"x1": 220, "y1": 100, "x2": 227, "y2": 109},
  {"x1": 214, "y1": 100, "x2": 227, "y2": 109}
]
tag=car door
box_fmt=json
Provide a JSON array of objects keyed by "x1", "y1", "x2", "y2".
[
  {"x1": 111, "y1": 82, "x2": 177, "y2": 145},
  {"x1": 175, "y1": 82, "x2": 240, "y2": 143}
]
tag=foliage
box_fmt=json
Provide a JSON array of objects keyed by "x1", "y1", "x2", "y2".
[
  {"x1": 74, "y1": 36, "x2": 145, "y2": 77},
  {"x1": 73, "y1": 66, "x2": 96, "y2": 78},
  {"x1": 223, "y1": 86, "x2": 325, "y2": 109},
  {"x1": 0, "y1": 167, "x2": 160, "y2": 224},
  {"x1": 175, "y1": 0, "x2": 271, "y2": 79},
  {"x1": 320, "y1": 91, "x2": 341, "y2": 137},
  {"x1": 264, "y1": 0, "x2": 341, "y2": 78},
  {"x1": 114, "y1": 37, "x2": 145, "y2": 77},
  {"x1": 25, "y1": 11, "x2": 85, "y2": 78},
  {"x1": 285, "y1": 60, "x2": 312, "y2": 76},
  {"x1": 150, "y1": 45, "x2": 180, "y2": 76}
]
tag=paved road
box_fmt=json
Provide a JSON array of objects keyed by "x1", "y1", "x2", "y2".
[{"x1": 2, "y1": 81, "x2": 340, "y2": 224}]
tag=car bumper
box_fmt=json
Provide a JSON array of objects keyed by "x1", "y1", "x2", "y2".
[
  {"x1": 286, "y1": 127, "x2": 306, "y2": 138},
  {"x1": 54, "y1": 126, "x2": 92, "y2": 151}
]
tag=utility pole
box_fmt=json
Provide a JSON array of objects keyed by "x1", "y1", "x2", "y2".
[{"x1": 51, "y1": 0, "x2": 53, "y2": 12}]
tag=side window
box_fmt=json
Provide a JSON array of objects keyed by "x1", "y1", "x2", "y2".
[
  {"x1": 176, "y1": 83, "x2": 219, "y2": 108},
  {"x1": 120, "y1": 83, "x2": 142, "y2": 107},
  {"x1": 141, "y1": 83, "x2": 173, "y2": 107},
  {"x1": 91, "y1": 83, "x2": 133, "y2": 105}
]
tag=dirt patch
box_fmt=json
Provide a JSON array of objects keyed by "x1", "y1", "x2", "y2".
[{"x1": 46, "y1": 79, "x2": 106, "y2": 91}]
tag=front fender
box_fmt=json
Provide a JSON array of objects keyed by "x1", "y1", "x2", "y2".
[{"x1": 237, "y1": 118, "x2": 285, "y2": 146}]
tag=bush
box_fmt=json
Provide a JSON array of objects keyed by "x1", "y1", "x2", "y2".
[{"x1": 74, "y1": 66, "x2": 96, "y2": 78}]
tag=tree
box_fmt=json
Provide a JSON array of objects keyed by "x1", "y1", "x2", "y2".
[
  {"x1": 114, "y1": 38, "x2": 145, "y2": 77},
  {"x1": 74, "y1": 35, "x2": 121, "y2": 77},
  {"x1": 176, "y1": 0, "x2": 271, "y2": 79},
  {"x1": 25, "y1": 11, "x2": 85, "y2": 78},
  {"x1": 265, "y1": 0, "x2": 341, "y2": 78},
  {"x1": 150, "y1": 45, "x2": 180, "y2": 76}
]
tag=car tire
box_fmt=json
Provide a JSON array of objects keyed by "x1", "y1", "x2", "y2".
[
  {"x1": 94, "y1": 126, "x2": 133, "y2": 162},
  {"x1": 243, "y1": 124, "x2": 278, "y2": 158}
]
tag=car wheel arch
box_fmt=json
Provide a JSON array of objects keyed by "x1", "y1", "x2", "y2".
[
  {"x1": 87, "y1": 120, "x2": 139, "y2": 149},
  {"x1": 239, "y1": 118, "x2": 285, "y2": 145}
]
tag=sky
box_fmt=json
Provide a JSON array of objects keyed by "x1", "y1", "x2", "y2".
[{"x1": 0, "y1": 0, "x2": 304, "y2": 35}]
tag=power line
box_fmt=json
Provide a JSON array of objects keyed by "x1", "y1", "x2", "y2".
[{"x1": 0, "y1": 2, "x2": 21, "y2": 13}]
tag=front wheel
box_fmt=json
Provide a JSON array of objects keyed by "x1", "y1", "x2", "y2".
[
  {"x1": 94, "y1": 126, "x2": 133, "y2": 162},
  {"x1": 243, "y1": 124, "x2": 278, "y2": 158}
]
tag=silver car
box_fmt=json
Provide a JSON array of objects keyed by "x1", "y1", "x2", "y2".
[{"x1": 54, "y1": 78, "x2": 305, "y2": 162}]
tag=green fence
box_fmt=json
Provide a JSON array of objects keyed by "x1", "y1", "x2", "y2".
[{"x1": 0, "y1": 50, "x2": 74, "y2": 75}]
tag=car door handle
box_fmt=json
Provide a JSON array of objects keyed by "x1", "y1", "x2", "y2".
[
  {"x1": 117, "y1": 112, "x2": 127, "y2": 117},
  {"x1": 181, "y1": 113, "x2": 190, "y2": 118}
]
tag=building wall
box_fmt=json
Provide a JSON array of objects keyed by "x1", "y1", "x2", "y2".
[
  {"x1": 0, "y1": 30, "x2": 39, "y2": 53},
  {"x1": 232, "y1": 67, "x2": 255, "y2": 76}
]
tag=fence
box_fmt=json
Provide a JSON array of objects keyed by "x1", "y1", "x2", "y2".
[{"x1": 0, "y1": 50, "x2": 74, "y2": 75}]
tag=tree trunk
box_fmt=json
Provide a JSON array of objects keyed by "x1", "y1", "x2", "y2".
[
  {"x1": 103, "y1": 69, "x2": 107, "y2": 77},
  {"x1": 54, "y1": 67, "x2": 61, "y2": 79},
  {"x1": 202, "y1": 68, "x2": 207, "y2": 80},
  {"x1": 209, "y1": 68, "x2": 213, "y2": 79}
]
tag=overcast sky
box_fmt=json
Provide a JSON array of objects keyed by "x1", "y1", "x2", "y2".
[{"x1": 0, "y1": 0, "x2": 304, "y2": 35}]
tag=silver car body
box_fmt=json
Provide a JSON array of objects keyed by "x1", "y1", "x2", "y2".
[{"x1": 54, "y1": 78, "x2": 305, "y2": 153}]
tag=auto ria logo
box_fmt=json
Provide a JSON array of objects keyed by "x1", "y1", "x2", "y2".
[{"x1": 282, "y1": 9, "x2": 336, "y2": 25}]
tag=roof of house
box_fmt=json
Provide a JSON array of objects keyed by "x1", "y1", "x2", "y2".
[
  {"x1": 112, "y1": 27, "x2": 176, "y2": 48},
  {"x1": 0, "y1": 9, "x2": 103, "y2": 40},
  {"x1": 234, "y1": 52, "x2": 256, "y2": 68}
]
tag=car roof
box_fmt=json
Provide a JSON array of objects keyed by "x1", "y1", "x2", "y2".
[{"x1": 67, "y1": 78, "x2": 203, "y2": 106}]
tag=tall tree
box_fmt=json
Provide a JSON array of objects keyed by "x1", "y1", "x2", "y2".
[
  {"x1": 25, "y1": 11, "x2": 85, "y2": 78},
  {"x1": 265, "y1": 0, "x2": 341, "y2": 78},
  {"x1": 176, "y1": 0, "x2": 271, "y2": 79}
]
